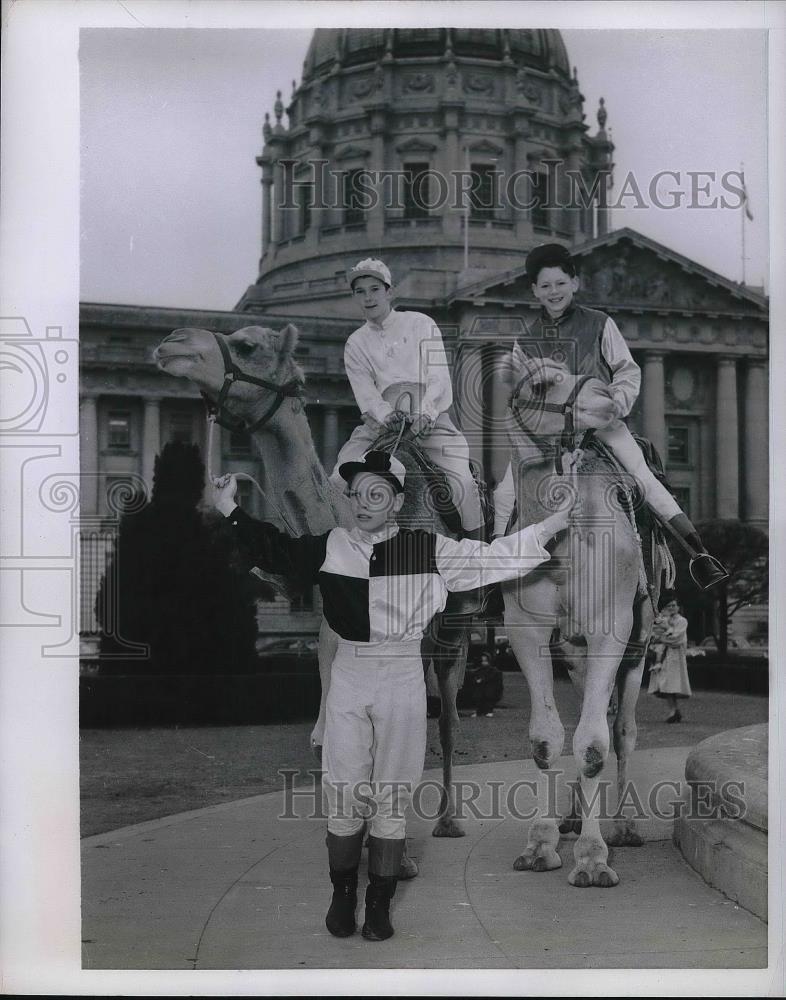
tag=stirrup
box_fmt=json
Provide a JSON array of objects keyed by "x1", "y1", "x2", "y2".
[{"x1": 689, "y1": 553, "x2": 729, "y2": 591}]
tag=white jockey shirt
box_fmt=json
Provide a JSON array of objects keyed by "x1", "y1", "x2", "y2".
[
  {"x1": 343, "y1": 310, "x2": 453, "y2": 425},
  {"x1": 227, "y1": 507, "x2": 551, "y2": 644}
]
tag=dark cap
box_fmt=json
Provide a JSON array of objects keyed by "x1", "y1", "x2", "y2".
[
  {"x1": 525, "y1": 243, "x2": 577, "y2": 284},
  {"x1": 338, "y1": 449, "x2": 406, "y2": 493}
]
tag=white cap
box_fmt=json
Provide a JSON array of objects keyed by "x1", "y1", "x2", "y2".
[{"x1": 348, "y1": 258, "x2": 392, "y2": 288}]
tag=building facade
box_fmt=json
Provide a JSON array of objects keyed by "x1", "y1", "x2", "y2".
[{"x1": 79, "y1": 27, "x2": 769, "y2": 641}]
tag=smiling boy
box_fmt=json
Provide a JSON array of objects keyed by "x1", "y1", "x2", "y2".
[
  {"x1": 494, "y1": 243, "x2": 727, "y2": 590},
  {"x1": 213, "y1": 450, "x2": 572, "y2": 942},
  {"x1": 331, "y1": 258, "x2": 485, "y2": 538}
]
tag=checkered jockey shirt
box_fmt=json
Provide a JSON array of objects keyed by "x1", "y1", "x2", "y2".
[{"x1": 227, "y1": 507, "x2": 550, "y2": 644}]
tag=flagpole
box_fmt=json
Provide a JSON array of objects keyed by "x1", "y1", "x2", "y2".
[
  {"x1": 741, "y1": 161, "x2": 746, "y2": 286},
  {"x1": 463, "y1": 145, "x2": 470, "y2": 271}
]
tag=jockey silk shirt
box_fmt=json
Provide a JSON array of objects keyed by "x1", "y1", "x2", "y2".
[
  {"x1": 227, "y1": 506, "x2": 550, "y2": 644},
  {"x1": 344, "y1": 310, "x2": 453, "y2": 425},
  {"x1": 526, "y1": 304, "x2": 641, "y2": 417}
]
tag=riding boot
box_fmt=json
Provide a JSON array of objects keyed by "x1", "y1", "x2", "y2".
[
  {"x1": 362, "y1": 836, "x2": 404, "y2": 942},
  {"x1": 325, "y1": 830, "x2": 364, "y2": 938},
  {"x1": 667, "y1": 514, "x2": 729, "y2": 590},
  {"x1": 459, "y1": 524, "x2": 504, "y2": 621}
]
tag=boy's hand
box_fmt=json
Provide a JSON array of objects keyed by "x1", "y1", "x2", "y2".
[
  {"x1": 576, "y1": 383, "x2": 618, "y2": 429},
  {"x1": 411, "y1": 413, "x2": 435, "y2": 437},
  {"x1": 383, "y1": 410, "x2": 407, "y2": 431},
  {"x1": 538, "y1": 453, "x2": 579, "y2": 540},
  {"x1": 213, "y1": 474, "x2": 238, "y2": 516}
]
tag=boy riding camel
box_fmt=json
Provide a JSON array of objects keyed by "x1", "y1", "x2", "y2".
[
  {"x1": 493, "y1": 242, "x2": 727, "y2": 591},
  {"x1": 330, "y1": 258, "x2": 485, "y2": 540}
]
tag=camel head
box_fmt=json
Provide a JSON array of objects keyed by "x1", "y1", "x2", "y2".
[
  {"x1": 154, "y1": 324, "x2": 304, "y2": 427},
  {"x1": 501, "y1": 340, "x2": 616, "y2": 437}
]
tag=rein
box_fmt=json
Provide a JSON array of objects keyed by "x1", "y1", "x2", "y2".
[{"x1": 201, "y1": 331, "x2": 304, "y2": 436}]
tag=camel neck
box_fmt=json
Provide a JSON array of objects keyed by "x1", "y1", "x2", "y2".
[{"x1": 251, "y1": 400, "x2": 346, "y2": 535}]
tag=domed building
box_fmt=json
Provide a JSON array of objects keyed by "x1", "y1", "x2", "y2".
[
  {"x1": 79, "y1": 27, "x2": 769, "y2": 645},
  {"x1": 237, "y1": 27, "x2": 613, "y2": 316}
]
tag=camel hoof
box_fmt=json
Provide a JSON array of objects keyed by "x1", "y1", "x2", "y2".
[
  {"x1": 432, "y1": 817, "x2": 465, "y2": 838},
  {"x1": 399, "y1": 855, "x2": 419, "y2": 880},
  {"x1": 594, "y1": 868, "x2": 618, "y2": 888},
  {"x1": 570, "y1": 869, "x2": 592, "y2": 888},
  {"x1": 558, "y1": 817, "x2": 582, "y2": 836},
  {"x1": 514, "y1": 850, "x2": 561, "y2": 872}
]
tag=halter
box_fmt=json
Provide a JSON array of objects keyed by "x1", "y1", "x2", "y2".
[
  {"x1": 508, "y1": 368, "x2": 595, "y2": 474},
  {"x1": 201, "y1": 331, "x2": 304, "y2": 436}
]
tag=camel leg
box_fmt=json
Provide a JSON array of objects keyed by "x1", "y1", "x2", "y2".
[
  {"x1": 607, "y1": 602, "x2": 652, "y2": 847},
  {"x1": 505, "y1": 579, "x2": 564, "y2": 872},
  {"x1": 431, "y1": 625, "x2": 468, "y2": 838},
  {"x1": 568, "y1": 624, "x2": 633, "y2": 888},
  {"x1": 555, "y1": 638, "x2": 587, "y2": 837}
]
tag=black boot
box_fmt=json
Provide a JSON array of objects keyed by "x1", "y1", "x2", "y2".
[
  {"x1": 362, "y1": 836, "x2": 404, "y2": 941},
  {"x1": 325, "y1": 830, "x2": 363, "y2": 938},
  {"x1": 361, "y1": 873, "x2": 398, "y2": 941},
  {"x1": 667, "y1": 514, "x2": 729, "y2": 590},
  {"x1": 326, "y1": 869, "x2": 358, "y2": 937}
]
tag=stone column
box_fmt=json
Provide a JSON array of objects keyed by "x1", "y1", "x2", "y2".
[
  {"x1": 512, "y1": 121, "x2": 530, "y2": 242},
  {"x1": 744, "y1": 359, "x2": 768, "y2": 525},
  {"x1": 716, "y1": 356, "x2": 739, "y2": 519},
  {"x1": 441, "y1": 106, "x2": 462, "y2": 241},
  {"x1": 323, "y1": 407, "x2": 339, "y2": 473},
  {"x1": 261, "y1": 163, "x2": 273, "y2": 254},
  {"x1": 79, "y1": 394, "x2": 99, "y2": 516},
  {"x1": 368, "y1": 112, "x2": 387, "y2": 243},
  {"x1": 141, "y1": 397, "x2": 161, "y2": 498},
  {"x1": 272, "y1": 156, "x2": 285, "y2": 244},
  {"x1": 642, "y1": 351, "x2": 666, "y2": 462}
]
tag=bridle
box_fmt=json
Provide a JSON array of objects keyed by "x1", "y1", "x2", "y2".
[
  {"x1": 508, "y1": 366, "x2": 595, "y2": 473},
  {"x1": 201, "y1": 331, "x2": 305, "y2": 436},
  {"x1": 201, "y1": 330, "x2": 305, "y2": 537}
]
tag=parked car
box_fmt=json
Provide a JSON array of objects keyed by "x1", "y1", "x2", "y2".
[
  {"x1": 255, "y1": 635, "x2": 320, "y2": 673},
  {"x1": 698, "y1": 636, "x2": 768, "y2": 661}
]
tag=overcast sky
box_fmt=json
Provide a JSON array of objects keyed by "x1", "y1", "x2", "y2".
[{"x1": 80, "y1": 26, "x2": 768, "y2": 310}]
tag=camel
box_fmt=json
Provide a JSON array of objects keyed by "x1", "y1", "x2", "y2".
[
  {"x1": 153, "y1": 324, "x2": 475, "y2": 853},
  {"x1": 498, "y1": 343, "x2": 664, "y2": 887}
]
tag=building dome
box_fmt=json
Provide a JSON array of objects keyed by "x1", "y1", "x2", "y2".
[
  {"x1": 238, "y1": 27, "x2": 616, "y2": 318},
  {"x1": 303, "y1": 28, "x2": 571, "y2": 81}
]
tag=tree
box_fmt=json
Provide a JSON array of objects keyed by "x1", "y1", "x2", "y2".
[
  {"x1": 669, "y1": 520, "x2": 768, "y2": 657},
  {"x1": 96, "y1": 442, "x2": 258, "y2": 674}
]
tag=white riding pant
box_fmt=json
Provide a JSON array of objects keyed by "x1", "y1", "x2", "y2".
[
  {"x1": 596, "y1": 420, "x2": 682, "y2": 520},
  {"x1": 322, "y1": 639, "x2": 427, "y2": 840},
  {"x1": 330, "y1": 413, "x2": 484, "y2": 532}
]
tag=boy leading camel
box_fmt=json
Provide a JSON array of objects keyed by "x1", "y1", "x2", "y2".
[{"x1": 214, "y1": 451, "x2": 574, "y2": 942}]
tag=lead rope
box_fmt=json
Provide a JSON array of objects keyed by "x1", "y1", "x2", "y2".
[{"x1": 206, "y1": 413, "x2": 299, "y2": 536}]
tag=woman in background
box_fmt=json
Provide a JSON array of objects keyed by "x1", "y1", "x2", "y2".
[{"x1": 647, "y1": 594, "x2": 691, "y2": 722}]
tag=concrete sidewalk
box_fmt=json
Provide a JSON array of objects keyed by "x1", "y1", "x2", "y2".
[{"x1": 81, "y1": 747, "x2": 767, "y2": 971}]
